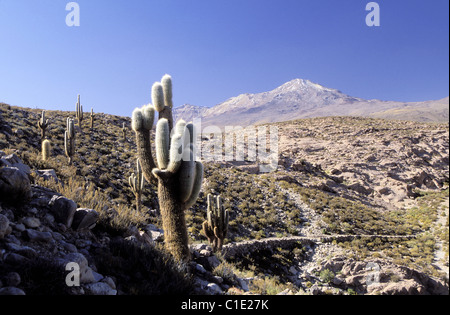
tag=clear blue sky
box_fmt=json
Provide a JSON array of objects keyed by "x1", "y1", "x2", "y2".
[{"x1": 0, "y1": 0, "x2": 448, "y2": 117}]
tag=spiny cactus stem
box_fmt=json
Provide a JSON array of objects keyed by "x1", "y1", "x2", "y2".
[
  {"x1": 76, "y1": 95, "x2": 83, "y2": 128},
  {"x1": 38, "y1": 110, "x2": 50, "y2": 139},
  {"x1": 42, "y1": 139, "x2": 51, "y2": 161},
  {"x1": 122, "y1": 122, "x2": 127, "y2": 141},
  {"x1": 157, "y1": 175, "x2": 190, "y2": 261},
  {"x1": 90, "y1": 108, "x2": 94, "y2": 129},
  {"x1": 203, "y1": 194, "x2": 229, "y2": 252},
  {"x1": 135, "y1": 130, "x2": 157, "y2": 183}
]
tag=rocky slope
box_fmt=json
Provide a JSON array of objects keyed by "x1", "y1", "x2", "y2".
[
  {"x1": 1, "y1": 103, "x2": 449, "y2": 295},
  {"x1": 174, "y1": 79, "x2": 449, "y2": 127}
]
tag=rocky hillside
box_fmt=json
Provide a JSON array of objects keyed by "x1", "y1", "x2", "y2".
[
  {"x1": 0, "y1": 103, "x2": 449, "y2": 295},
  {"x1": 174, "y1": 79, "x2": 449, "y2": 127}
]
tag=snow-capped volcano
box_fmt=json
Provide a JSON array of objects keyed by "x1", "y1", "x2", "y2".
[{"x1": 173, "y1": 79, "x2": 449, "y2": 127}]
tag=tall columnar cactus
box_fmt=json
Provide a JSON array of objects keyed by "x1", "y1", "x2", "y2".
[
  {"x1": 202, "y1": 194, "x2": 229, "y2": 252},
  {"x1": 64, "y1": 118, "x2": 76, "y2": 164},
  {"x1": 42, "y1": 139, "x2": 51, "y2": 161},
  {"x1": 132, "y1": 74, "x2": 203, "y2": 261},
  {"x1": 38, "y1": 110, "x2": 50, "y2": 139},
  {"x1": 129, "y1": 158, "x2": 145, "y2": 212},
  {"x1": 90, "y1": 108, "x2": 94, "y2": 129},
  {"x1": 76, "y1": 95, "x2": 83, "y2": 128}
]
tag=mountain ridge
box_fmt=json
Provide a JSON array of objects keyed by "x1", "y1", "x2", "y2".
[{"x1": 174, "y1": 79, "x2": 449, "y2": 127}]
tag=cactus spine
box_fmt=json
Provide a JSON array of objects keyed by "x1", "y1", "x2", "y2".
[
  {"x1": 90, "y1": 108, "x2": 94, "y2": 129},
  {"x1": 38, "y1": 110, "x2": 50, "y2": 139},
  {"x1": 202, "y1": 194, "x2": 229, "y2": 252},
  {"x1": 64, "y1": 118, "x2": 76, "y2": 164},
  {"x1": 132, "y1": 74, "x2": 203, "y2": 261},
  {"x1": 41, "y1": 139, "x2": 51, "y2": 161},
  {"x1": 76, "y1": 95, "x2": 83, "y2": 128},
  {"x1": 129, "y1": 159, "x2": 145, "y2": 212}
]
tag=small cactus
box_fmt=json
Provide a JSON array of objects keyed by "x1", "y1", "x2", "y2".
[
  {"x1": 122, "y1": 122, "x2": 127, "y2": 141},
  {"x1": 42, "y1": 139, "x2": 51, "y2": 161},
  {"x1": 90, "y1": 108, "x2": 94, "y2": 129},
  {"x1": 37, "y1": 110, "x2": 50, "y2": 139},
  {"x1": 76, "y1": 95, "x2": 83, "y2": 129},
  {"x1": 129, "y1": 158, "x2": 145, "y2": 212},
  {"x1": 64, "y1": 118, "x2": 76, "y2": 164},
  {"x1": 202, "y1": 194, "x2": 229, "y2": 252}
]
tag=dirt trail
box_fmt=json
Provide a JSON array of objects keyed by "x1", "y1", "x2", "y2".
[{"x1": 432, "y1": 197, "x2": 449, "y2": 278}]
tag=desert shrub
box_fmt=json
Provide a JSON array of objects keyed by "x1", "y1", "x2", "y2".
[
  {"x1": 249, "y1": 276, "x2": 295, "y2": 295},
  {"x1": 319, "y1": 269, "x2": 335, "y2": 284},
  {"x1": 92, "y1": 238, "x2": 195, "y2": 295},
  {"x1": 0, "y1": 257, "x2": 72, "y2": 295}
]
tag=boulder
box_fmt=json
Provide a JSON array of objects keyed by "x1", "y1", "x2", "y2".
[
  {"x1": 49, "y1": 196, "x2": 77, "y2": 228},
  {"x1": 60, "y1": 252, "x2": 98, "y2": 284},
  {"x1": 22, "y1": 217, "x2": 41, "y2": 229},
  {"x1": 71, "y1": 208, "x2": 99, "y2": 231},
  {"x1": 369, "y1": 279, "x2": 426, "y2": 295},
  {"x1": 34, "y1": 169, "x2": 59, "y2": 182},
  {"x1": 0, "y1": 287, "x2": 26, "y2": 295},
  {"x1": 0, "y1": 153, "x2": 31, "y2": 178},
  {"x1": 83, "y1": 282, "x2": 117, "y2": 295},
  {"x1": 347, "y1": 182, "x2": 374, "y2": 196},
  {"x1": 144, "y1": 224, "x2": 164, "y2": 242},
  {"x1": 24, "y1": 229, "x2": 53, "y2": 243},
  {"x1": 0, "y1": 214, "x2": 12, "y2": 239},
  {"x1": 0, "y1": 167, "x2": 32, "y2": 203}
]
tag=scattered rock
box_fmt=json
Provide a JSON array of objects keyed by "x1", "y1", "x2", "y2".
[
  {"x1": 49, "y1": 196, "x2": 77, "y2": 228},
  {"x1": 206, "y1": 283, "x2": 223, "y2": 295},
  {"x1": 83, "y1": 282, "x2": 117, "y2": 295},
  {"x1": 0, "y1": 167, "x2": 32, "y2": 203},
  {"x1": 71, "y1": 208, "x2": 99, "y2": 231},
  {"x1": 0, "y1": 214, "x2": 12, "y2": 239},
  {"x1": 34, "y1": 169, "x2": 59, "y2": 182},
  {"x1": 24, "y1": 229, "x2": 53, "y2": 243},
  {"x1": 0, "y1": 287, "x2": 26, "y2": 295},
  {"x1": 22, "y1": 217, "x2": 41, "y2": 229}
]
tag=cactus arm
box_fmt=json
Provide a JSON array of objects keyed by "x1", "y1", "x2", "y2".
[
  {"x1": 132, "y1": 105, "x2": 157, "y2": 182},
  {"x1": 178, "y1": 153, "x2": 195, "y2": 203},
  {"x1": 183, "y1": 161, "x2": 204, "y2": 210},
  {"x1": 152, "y1": 82, "x2": 165, "y2": 112},
  {"x1": 161, "y1": 74, "x2": 173, "y2": 109},
  {"x1": 155, "y1": 118, "x2": 170, "y2": 170},
  {"x1": 156, "y1": 74, "x2": 174, "y2": 131}
]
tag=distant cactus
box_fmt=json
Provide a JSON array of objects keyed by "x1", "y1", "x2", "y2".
[
  {"x1": 90, "y1": 108, "x2": 94, "y2": 129},
  {"x1": 122, "y1": 122, "x2": 127, "y2": 141},
  {"x1": 76, "y1": 95, "x2": 83, "y2": 129},
  {"x1": 37, "y1": 110, "x2": 50, "y2": 139},
  {"x1": 42, "y1": 139, "x2": 51, "y2": 161},
  {"x1": 129, "y1": 158, "x2": 145, "y2": 212},
  {"x1": 202, "y1": 194, "x2": 229, "y2": 252},
  {"x1": 64, "y1": 118, "x2": 76, "y2": 164},
  {"x1": 132, "y1": 74, "x2": 203, "y2": 261}
]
